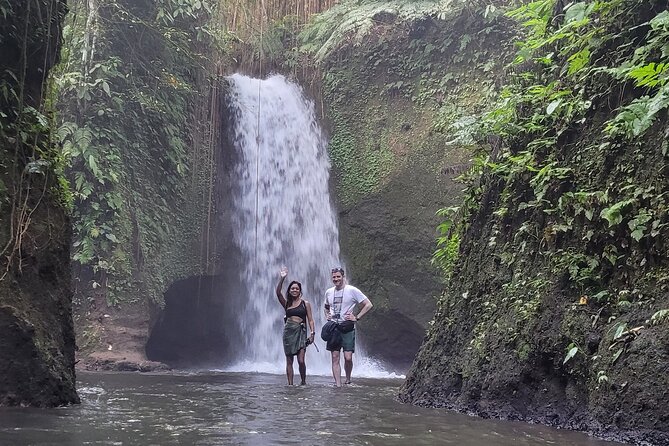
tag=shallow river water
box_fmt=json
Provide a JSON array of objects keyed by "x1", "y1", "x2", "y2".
[{"x1": 0, "y1": 372, "x2": 626, "y2": 446}]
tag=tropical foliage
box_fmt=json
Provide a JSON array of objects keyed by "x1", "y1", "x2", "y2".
[
  {"x1": 301, "y1": 0, "x2": 458, "y2": 61},
  {"x1": 432, "y1": 0, "x2": 669, "y2": 382},
  {"x1": 0, "y1": 0, "x2": 70, "y2": 280},
  {"x1": 300, "y1": 0, "x2": 513, "y2": 207},
  {"x1": 439, "y1": 0, "x2": 669, "y2": 291},
  {"x1": 55, "y1": 0, "x2": 216, "y2": 306}
]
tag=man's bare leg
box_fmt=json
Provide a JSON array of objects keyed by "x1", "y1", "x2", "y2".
[
  {"x1": 331, "y1": 350, "x2": 342, "y2": 387},
  {"x1": 344, "y1": 351, "x2": 353, "y2": 384}
]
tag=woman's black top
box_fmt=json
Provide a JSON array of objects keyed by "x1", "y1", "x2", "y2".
[{"x1": 285, "y1": 300, "x2": 307, "y2": 320}]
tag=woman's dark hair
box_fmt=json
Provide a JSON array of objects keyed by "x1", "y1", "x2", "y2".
[{"x1": 285, "y1": 281, "x2": 302, "y2": 309}]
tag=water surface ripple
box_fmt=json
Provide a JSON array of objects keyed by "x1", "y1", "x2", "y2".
[{"x1": 0, "y1": 372, "x2": 625, "y2": 446}]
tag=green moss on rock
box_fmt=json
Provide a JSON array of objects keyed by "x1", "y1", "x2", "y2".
[
  {"x1": 400, "y1": 1, "x2": 669, "y2": 443},
  {"x1": 314, "y1": 3, "x2": 514, "y2": 367},
  {"x1": 0, "y1": 0, "x2": 78, "y2": 407}
]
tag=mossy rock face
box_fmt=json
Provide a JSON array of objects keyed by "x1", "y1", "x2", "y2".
[
  {"x1": 0, "y1": 301, "x2": 78, "y2": 407},
  {"x1": 0, "y1": 0, "x2": 78, "y2": 406},
  {"x1": 320, "y1": 8, "x2": 512, "y2": 369},
  {"x1": 400, "y1": 1, "x2": 669, "y2": 443},
  {"x1": 58, "y1": 0, "x2": 222, "y2": 363},
  {"x1": 400, "y1": 187, "x2": 669, "y2": 443}
]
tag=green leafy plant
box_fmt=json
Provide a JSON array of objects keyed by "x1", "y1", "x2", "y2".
[
  {"x1": 432, "y1": 206, "x2": 461, "y2": 278},
  {"x1": 649, "y1": 309, "x2": 669, "y2": 326},
  {"x1": 600, "y1": 199, "x2": 635, "y2": 227},
  {"x1": 300, "y1": 0, "x2": 457, "y2": 62},
  {"x1": 54, "y1": 0, "x2": 215, "y2": 306},
  {"x1": 603, "y1": 10, "x2": 669, "y2": 138}
]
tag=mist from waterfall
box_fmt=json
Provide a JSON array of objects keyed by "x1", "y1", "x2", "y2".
[{"x1": 224, "y1": 74, "x2": 395, "y2": 377}]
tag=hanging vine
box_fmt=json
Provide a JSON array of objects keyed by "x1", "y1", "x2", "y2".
[
  {"x1": 0, "y1": 0, "x2": 69, "y2": 282},
  {"x1": 54, "y1": 0, "x2": 218, "y2": 306}
]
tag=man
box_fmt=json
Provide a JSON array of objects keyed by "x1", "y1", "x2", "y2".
[{"x1": 324, "y1": 267, "x2": 373, "y2": 387}]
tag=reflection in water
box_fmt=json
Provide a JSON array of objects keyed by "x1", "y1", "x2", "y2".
[{"x1": 0, "y1": 372, "x2": 625, "y2": 446}]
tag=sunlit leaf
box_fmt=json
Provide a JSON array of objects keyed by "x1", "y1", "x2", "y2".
[
  {"x1": 563, "y1": 346, "x2": 578, "y2": 364},
  {"x1": 612, "y1": 348, "x2": 623, "y2": 363},
  {"x1": 546, "y1": 99, "x2": 561, "y2": 115}
]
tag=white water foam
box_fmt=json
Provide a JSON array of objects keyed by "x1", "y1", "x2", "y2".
[{"x1": 224, "y1": 73, "x2": 396, "y2": 378}]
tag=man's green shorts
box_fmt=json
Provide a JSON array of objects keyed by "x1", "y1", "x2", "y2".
[{"x1": 327, "y1": 329, "x2": 355, "y2": 352}]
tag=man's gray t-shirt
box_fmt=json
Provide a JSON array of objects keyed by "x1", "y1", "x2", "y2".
[{"x1": 324, "y1": 285, "x2": 368, "y2": 322}]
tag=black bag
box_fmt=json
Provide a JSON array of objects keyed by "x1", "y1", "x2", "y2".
[
  {"x1": 338, "y1": 320, "x2": 355, "y2": 333},
  {"x1": 321, "y1": 321, "x2": 339, "y2": 342},
  {"x1": 321, "y1": 320, "x2": 342, "y2": 350}
]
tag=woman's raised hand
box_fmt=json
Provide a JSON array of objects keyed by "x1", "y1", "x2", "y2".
[{"x1": 280, "y1": 266, "x2": 288, "y2": 278}]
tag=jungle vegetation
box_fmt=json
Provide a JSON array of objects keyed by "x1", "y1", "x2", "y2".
[
  {"x1": 53, "y1": 0, "x2": 669, "y2": 368},
  {"x1": 2, "y1": 0, "x2": 668, "y2": 438}
]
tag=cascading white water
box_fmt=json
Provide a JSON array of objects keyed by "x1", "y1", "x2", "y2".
[{"x1": 225, "y1": 74, "x2": 395, "y2": 377}]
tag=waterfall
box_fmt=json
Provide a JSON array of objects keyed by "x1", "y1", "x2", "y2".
[{"x1": 224, "y1": 74, "x2": 392, "y2": 377}]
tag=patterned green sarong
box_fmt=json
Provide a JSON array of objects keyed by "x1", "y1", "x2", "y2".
[{"x1": 283, "y1": 319, "x2": 307, "y2": 356}]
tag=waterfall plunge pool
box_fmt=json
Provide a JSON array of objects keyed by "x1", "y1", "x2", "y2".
[{"x1": 0, "y1": 372, "x2": 625, "y2": 446}]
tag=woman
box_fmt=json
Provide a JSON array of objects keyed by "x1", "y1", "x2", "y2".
[{"x1": 276, "y1": 267, "x2": 315, "y2": 385}]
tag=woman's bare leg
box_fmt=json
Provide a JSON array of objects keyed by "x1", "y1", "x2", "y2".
[
  {"x1": 286, "y1": 355, "x2": 294, "y2": 385},
  {"x1": 297, "y1": 349, "x2": 306, "y2": 385}
]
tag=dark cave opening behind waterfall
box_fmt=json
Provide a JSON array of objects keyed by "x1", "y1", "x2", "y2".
[{"x1": 145, "y1": 275, "x2": 245, "y2": 367}]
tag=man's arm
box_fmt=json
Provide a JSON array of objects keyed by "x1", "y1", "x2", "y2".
[
  {"x1": 355, "y1": 299, "x2": 373, "y2": 321},
  {"x1": 343, "y1": 286, "x2": 373, "y2": 321}
]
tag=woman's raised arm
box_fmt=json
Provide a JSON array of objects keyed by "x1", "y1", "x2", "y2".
[{"x1": 275, "y1": 266, "x2": 288, "y2": 307}]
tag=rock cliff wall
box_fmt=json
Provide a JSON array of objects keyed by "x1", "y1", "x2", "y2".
[
  {"x1": 400, "y1": 1, "x2": 669, "y2": 444},
  {"x1": 0, "y1": 0, "x2": 79, "y2": 406},
  {"x1": 312, "y1": 1, "x2": 515, "y2": 368},
  {"x1": 56, "y1": 0, "x2": 223, "y2": 369}
]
